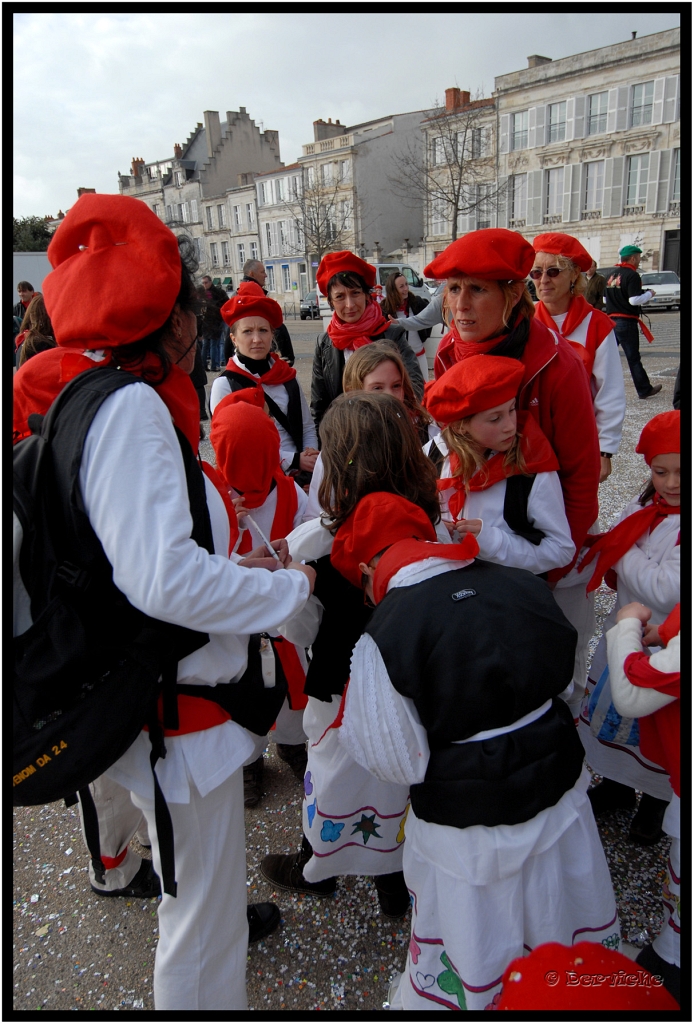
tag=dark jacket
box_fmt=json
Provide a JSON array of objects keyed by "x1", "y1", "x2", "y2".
[
  {"x1": 404, "y1": 292, "x2": 432, "y2": 344},
  {"x1": 584, "y1": 272, "x2": 606, "y2": 310},
  {"x1": 310, "y1": 324, "x2": 425, "y2": 431},
  {"x1": 200, "y1": 284, "x2": 228, "y2": 338},
  {"x1": 604, "y1": 264, "x2": 648, "y2": 319}
]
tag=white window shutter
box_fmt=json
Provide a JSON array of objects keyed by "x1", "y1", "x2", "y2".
[
  {"x1": 615, "y1": 86, "x2": 629, "y2": 131},
  {"x1": 606, "y1": 88, "x2": 618, "y2": 133},
  {"x1": 645, "y1": 151, "x2": 661, "y2": 213},
  {"x1": 564, "y1": 164, "x2": 581, "y2": 222},
  {"x1": 652, "y1": 78, "x2": 666, "y2": 125},
  {"x1": 607, "y1": 156, "x2": 625, "y2": 217},
  {"x1": 565, "y1": 98, "x2": 575, "y2": 142},
  {"x1": 497, "y1": 175, "x2": 509, "y2": 228},
  {"x1": 528, "y1": 107, "x2": 537, "y2": 148},
  {"x1": 602, "y1": 159, "x2": 614, "y2": 217},
  {"x1": 573, "y1": 96, "x2": 585, "y2": 139},
  {"x1": 534, "y1": 105, "x2": 545, "y2": 148},
  {"x1": 499, "y1": 114, "x2": 510, "y2": 154},
  {"x1": 527, "y1": 169, "x2": 543, "y2": 226},
  {"x1": 657, "y1": 149, "x2": 673, "y2": 211},
  {"x1": 663, "y1": 76, "x2": 679, "y2": 123}
]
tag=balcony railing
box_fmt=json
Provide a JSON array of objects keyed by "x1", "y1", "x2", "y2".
[
  {"x1": 542, "y1": 214, "x2": 562, "y2": 225},
  {"x1": 668, "y1": 201, "x2": 680, "y2": 215},
  {"x1": 623, "y1": 205, "x2": 645, "y2": 216},
  {"x1": 302, "y1": 135, "x2": 352, "y2": 156},
  {"x1": 581, "y1": 210, "x2": 602, "y2": 220},
  {"x1": 508, "y1": 218, "x2": 526, "y2": 229}
]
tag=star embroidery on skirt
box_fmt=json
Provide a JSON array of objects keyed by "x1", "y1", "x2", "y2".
[{"x1": 350, "y1": 813, "x2": 382, "y2": 844}]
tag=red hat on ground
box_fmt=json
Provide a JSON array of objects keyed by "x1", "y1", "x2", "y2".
[
  {"x1": 43, "y1": 193, "x2": 182, "y2": 349},
  {"x1": 424, "y1": 354, "x2": 524, "y2": 424},
  {"x1": 220, "y1": 290, "x2": 282, "y2": 330},
  {"x1": 210, "y1": 400, "x2": 280, "y2": 507},
  {"x1": 423, "y1": 229, "x2": 534, "y2": 281},
  {"x1": 636, "y1": 410, "x2": 680, "y2": 464},
  {"x1": 331, "y1": 492, "x2": 437, "y2": 589},
  {"x1": 532, "y1": 232, "x2": 593, "y2": 272},
  {"x1": 212, "y1": 386, "x2": 266, "y2": 416},
  {"x1": 496, "y1": 941, "x2": 679, "y2": 1010},
  {"x1": 316, "y1": 251, "x2": 376, "y2": 296}
]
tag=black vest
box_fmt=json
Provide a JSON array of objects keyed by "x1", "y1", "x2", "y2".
[
  {"x1": 220, "y1": 369, "x2": 303, "y2": 454},
  {"x1": 366, "y1": 562, "x2": 584, "y2": 828}
]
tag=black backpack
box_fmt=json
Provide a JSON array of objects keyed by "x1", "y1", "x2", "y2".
[{"x1": 13, "y1": 366, "x2": 288, "y2": 895}]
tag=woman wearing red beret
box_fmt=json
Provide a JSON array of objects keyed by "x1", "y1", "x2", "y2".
[
  {"x1": 310, "y1": 251, "x2": 425, "y2": 428},
  {"x1": 32, "y1": 193, "x2": 316, "y2": 1010},
  {"x1": 531, "y1": 233, "x2": 626, "y2": 485},
  {"x1": 427, "y1": 229, "x2": 600, "y2": 712},
  {"x1": 210, "y1": 283, "x2": 319, "y2": 481}
]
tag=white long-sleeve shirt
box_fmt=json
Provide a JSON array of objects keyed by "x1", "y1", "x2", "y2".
[
  {"x1": 395, "y1": 293, "x2": 445, "y2": 332},
  {"x1": 210, "y1": 354, "x2": 318, "y2": 473},
  {"x1": 612, "y1": 496, "x2": 680, "y2": 622},
  {"x1": 233, "y1": 480, "x2": 308, "y2": 555},
  {"x1": 79, "y1": 381, "x2": 310, "y2": 801},
  {"x1": 551, "y1": 309, "x2": 626, "y2": 455},
  {"x1": 426, "y1": 438, "x2": 575, "y2": 576}
]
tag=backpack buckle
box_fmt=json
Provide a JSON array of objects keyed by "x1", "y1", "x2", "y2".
[{"x1": 56, "y1": 561, "x2": 91, "y2": 590}]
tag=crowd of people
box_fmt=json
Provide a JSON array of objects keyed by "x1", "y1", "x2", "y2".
[{"x1": 13, "y1": 194, "x2": 680, "y2": 1011}]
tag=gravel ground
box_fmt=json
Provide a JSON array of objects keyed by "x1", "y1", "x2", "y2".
[{"x1": 13, "y1": 313, "x2": 679, "y2": 1012}]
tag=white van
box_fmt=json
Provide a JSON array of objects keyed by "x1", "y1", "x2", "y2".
[{"x1": 317, "y1": 261, "x2": 429, "y2": 325}]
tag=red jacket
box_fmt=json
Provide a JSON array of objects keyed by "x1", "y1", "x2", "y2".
[{"x1": 435, "y1": 318, "x2": 600, "y2": 580}]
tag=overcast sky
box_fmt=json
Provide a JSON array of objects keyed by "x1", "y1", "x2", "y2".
[{"x1": 14, "y1": 11, "x2": 680, "y2": 219}]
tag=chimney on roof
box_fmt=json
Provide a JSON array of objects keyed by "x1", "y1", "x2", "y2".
[
  {"x1": 131, "y1": 158, "x2": 145, "y2": 177},
  {"x1": 203, "y1": 110, "x2": 222, "y2": 158},
  {"x1": 527, "y1": 55, "x2": 552, "y2": 68},
  {"x1": 173, "y1": 143, "x2": 182, "y2": 159},
  {"x1": 313, "y1": 118, "x2": 345, "y2": 142},
  {"x1": 445, "y1": 88, "x2": 470, "y2": 111},
  {"x1": 76, "y1": 187, "x2": 96, "y2": 198},
  {"x1": 631, "y1": 31, "x2": 637, "y2": 39}
]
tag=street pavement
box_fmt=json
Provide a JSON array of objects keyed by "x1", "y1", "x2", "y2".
[{"x1": 13, "y1": 313, "x2": 679, "y2": 1012}]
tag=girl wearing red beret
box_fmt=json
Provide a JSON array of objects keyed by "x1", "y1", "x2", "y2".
[
  {"x1": 262, "y1": 392, "x2": 449, "y2": 915},
  {"x1": 424, "y1": 355, "x2": 574, "y2": 578},
  {"x1": 427, "y1": 228, "x2": 600, "y2": 717},
  {"x1": 210, "y1": 284, "x2": 319, "y2": 482},
  {"x1": 32, "y1": 194, "x2": 316, "y2": 1011},
  {"x1": 310, "y1": 251, "x2": 425, "y2": 428},
  {"x1": 531, "y1": 233, "x2": 626, "y2": 485},
  {"x1": 577, "y1": 411, "x2": 680, "y2": 843}
]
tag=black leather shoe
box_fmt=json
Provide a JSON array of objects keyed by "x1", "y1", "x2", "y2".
[
  {"x1": 91, "y1": 858, "x2": 161, "y2": 899},
  {"x1": 247, "y1": 902, "x2": 281, "y2": 943},
  {"x1": 276, "y1": 743, "x2": 308, "y2": 782},
  {"x1": 629, "y1": 793, "x2": 668, "y2": 846},
  {"x1": 261, "y1": 851, "x2": 336, "y2": 897},
  {"x1": 636, "y1": 943, "x2": 680, "y2": 1004},
  {"x1": 639, "y1": 384, "x2": 663, "y2": 399},
  {"x1": 243, "y1": 755, "x2": 264, "y2": 808},
  {"x1": 587, "y1": 778, "x2": 636, "y2": 815},
  {"x1": 374, "y1": 871, "x2": 411, "y2": 919}
]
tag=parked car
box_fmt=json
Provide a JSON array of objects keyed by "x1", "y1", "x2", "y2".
[
  {"x1": 300, "y1": 290, "x2": 320, "y2": 319},
  {"x1": 639, "y1": 271, "x2": 680, "y2": 311}
]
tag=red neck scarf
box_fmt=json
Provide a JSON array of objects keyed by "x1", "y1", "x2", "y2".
[
  {"x1": 372, "y1": 535, "x2": 479, "y2": 605},
  {"x1": 577, "y1": 495, "x2": 680, "y2": 592},
  {"x1": 326, "y1": 300, "x2": 390, "y2": 351},
  {"x1": 235, "y1": 476, "x2": 298, "y2": 555},
  {"x1": 438, "y1": 413, "x2": 559, "y2": 522},
  {"x1": 434, "y1": 317, "x2": 522, "y2": 379},
  {"x1": 534, "y1": 294, "x2": 614, "y2": 377},
  {"x1": 225, "y1": 352, "x2": 296, "y2": 386}
]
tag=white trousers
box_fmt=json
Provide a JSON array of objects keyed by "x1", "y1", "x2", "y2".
[
  {"x1": 130, "y1": 767, "x2": 249, "y2": 1011},
  {"x1": 78, "y1": 774, "x2": 148, "y2": 891},
  {"x1": 553, "y1": 583, "x2": 596, "y2": 719}
]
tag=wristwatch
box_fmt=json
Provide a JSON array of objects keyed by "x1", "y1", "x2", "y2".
[{"x1": 600, "y1": 452, "x2": 613, "y2": 459}]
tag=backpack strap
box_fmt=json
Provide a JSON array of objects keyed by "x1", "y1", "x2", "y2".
[
  {"x1": 427, "y1": 439, "x2": 446, "y2": 478},
  {"x1": 77, "y1": 785, "x2": 107, "y2": 886},
  {"x1": 502, "y1": 474, "x2": 545, "y2": 545},
  {"x1": 221, "y1": 370, "x2": 304, "y2": 454}
]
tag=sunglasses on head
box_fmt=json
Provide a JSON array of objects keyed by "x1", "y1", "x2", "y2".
[{"x1": 528, "y1": 267, "x2": 564, "y2": 280}]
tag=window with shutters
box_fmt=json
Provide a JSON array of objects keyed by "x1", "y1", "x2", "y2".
[
  {"x1": 544, "y1": 168, "x2": 564, "y2": 221},
  {"x1": 217, "y1": 205, "x2": 226, "y2": 228},
  {"x1": 339, "y1": 199, "x2": 351, "y2": 230},
  {"x1": 511, "y1": 111, "x2": 528, "y2": 151},
  {"x1": 265, "y1": 223, "x2": 273, "y2": 257},
  {"x1": 152, "y1": 203, "x2": 159, "y2": 218},
  {"x1": 210, "y1": 242, "x2": 219, "y2": 267},
  {"x1": 470, "y1": 127, "x2": 489, "y2": 159},
  {"x1": 583, "y1": 161, "x2": 604, "y2": 217},
  {"x1": 190, "y1": 199, "x2": 198, "y2": 222},
  {"x1": 307, "y1": 166, "x2": 316, "y2": 187},
  {"x1": 175, "y1": 171, "x2": 184, "y2": 187},
  {"x1": 430, "y1": 199, "x2": 447, "y2": 236},
  {"x1": 237, "y1": 243, "x2": 246, "y2": 269},
  {"x1": 282, "y1": 264, "x2": 291, "y2": 292},
  {"x1": 276, "y1": 178, "x2": 285, "y2": 201},
  {"x1": 181, "y1": 202, "x2": 190, "y2": 223},
  {"x1": 196, "y1": 237, "x2": 205, "y2": 263},
  {"x1": 432, "y1": 137, "x2": 445, "y2": 166},
  {"x1": 266, "y1": 265, "x2": 275, "y2": 291},
  {"x1": 250, "y1": 241, "x2": 258, "y2": 261},
  {"x1": 671, "y1": 149, "x2": 680, "y2": 204},
  {"x1": 246, "y1": 203, "x2": 255, "y2": 228},
  {"x1": 548, "y1": 103, "x2": 566, "y2": 144},
  {"x1": 233, "y1": 206, "x2": 242, "y2": 230},
  {"x1": 279, "y1": 220, "x2": 288, "y2": 252},
  {"x1": 221, "y1": 241, "x2": 229, "y2": 265},
  {"x1": 338, "y1": 160, "x2": 350, "y2": 182},
  {"x1": 510, "y1": 174, "x2": 527, "y2": 226},
  {"x1": 165, "y1": 204, "x2": 173, "y2": 222},
  {"x1": 476, "y1": 184, "x2": 494, "y2": 229},
  {"x1": 631, "y1": 82, "x2": 654, "y2": 127},
  {"x1": 587, "y1": 92, "x2": 608, "y2": 135},
  {"x1": 258, "y1": 182, "x2": 267, "y2": 206},
  {"x1": 321, "y1": 163, "x2": 333, "y2": 185},
  {"x1": 206, "y1": 207, "x2": 214, "y2": 229},
  {"x1": 625, "y1": 155, "x2": 649, "y2": 208}
]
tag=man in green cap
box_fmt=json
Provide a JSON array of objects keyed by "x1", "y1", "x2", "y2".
[{"x1": 604, "y1": 245, "x2": 662, "y2": 399}]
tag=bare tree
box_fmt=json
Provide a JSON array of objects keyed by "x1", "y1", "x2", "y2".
[
  {"x1": 277, "y1": 168, "x2": 354, "y2": 287},
  {"x1": 389, "y1": 95, "x2": 508, "y2": 242}
]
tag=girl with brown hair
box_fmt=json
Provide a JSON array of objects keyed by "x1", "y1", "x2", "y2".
[{"x1": 381, "y1": 271, "x2": 431, "y2": 380}]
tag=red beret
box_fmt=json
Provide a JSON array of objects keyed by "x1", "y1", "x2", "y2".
[
  {"x1": 331, "y1": 492, "x2": 437, "y2": 589},
  {"x1": 212, "y1": 386, "x2": 266, "y2": 417},
  {"x1": 221, "y1": 291, "x2": 283, "y2": 330},
  {"x1": 44, "y1": 194, "x2": 182, "y2": 349},
  {"x1": 210, "y1": 400, "x2": 280, "y2": 502},
  {"x1": 636, "y1": 410, "x2": 680, "y2": 464},
  {"x1": 424, "y1": 354, "x2": 524, "y2": 424},
  {"x1": 236, "y1": 280, "x2": 266, "y2": 297},
  {"x1": 497, "y1": 941, "x2": 679, "y2": 1010},
  {"x1": 533, "y1": 232, "x2": 593, "y2": 272},
  {"x1": 316, "y1": 251, "x2": 376, "y2": 296},
  {"x1": 423, "y1": 229, "x2": 534, "y2": 281}
]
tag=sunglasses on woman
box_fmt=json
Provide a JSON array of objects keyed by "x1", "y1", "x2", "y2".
[{"x1": 528, "y1": 267, "x2": 564, "y2": 280}]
